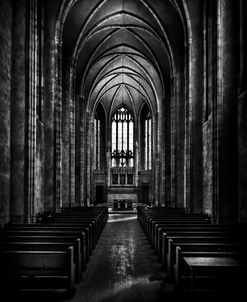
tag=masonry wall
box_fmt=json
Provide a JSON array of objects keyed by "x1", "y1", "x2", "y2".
[
  {"x1": 10, "y1": 0, "x2": 26, "y2": 223},
  {"x1": 238, "y1": 0, "x2": 247, "y2": 224},
  {"x1": 0, "y1": 0, "x2": 12, "y2": 226}
]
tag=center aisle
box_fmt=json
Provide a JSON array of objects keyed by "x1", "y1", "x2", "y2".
[{"x1": 65, "y1": 213, "x2": 166, "y2": 302}]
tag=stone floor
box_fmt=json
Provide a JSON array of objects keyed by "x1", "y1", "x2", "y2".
[{"x1": 64, "y1": 213, "x2": 168, "y2": 302}]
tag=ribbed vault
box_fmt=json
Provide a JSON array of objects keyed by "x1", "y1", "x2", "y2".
[{"x1": 61, "y1": 0, "x2": 186, "y2": 117}]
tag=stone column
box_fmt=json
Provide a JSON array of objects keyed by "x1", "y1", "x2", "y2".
[
  {"x1": 80, "y1": 99, "x2": 86, "y2": 206},
  {"x1": 238, "y1": 0, "x2": 247, "y2": 224},
  {"x1": 238, "y1": 90, "x2": 247, "y2": 224},
  {"x1": 24, "y1": 0, "x2": 39, "y2": 223},
  {"x1": 170, "y1": 75, "x2": 176, "y2": 207},
  {"x1": 75, "y1": 95, "x2": 81, "y2": 206},
  {"x1": 69, "y1": 85, "x2": 76, "y2": 207},
  {"x1": 54, "y1": 41, "x2": 62, "y2": 213},
  {"x1": 154, "y1": 111, "x2": 161, "y2": 205},
  {"x1": 43, "y1": 8, "x2": 55, "y2": 212},
  {"x1": 184, "y1": 1, "x2": 204, "y2": 214},
  {"x1": 86, "y1": 112, "x2": 91, "y2": 206},
  {"x1": 191, "y1": 29, "x2": 204, "y2": 214},
  {"x1": 0, "y1": 0, "x2": 12, "y2": 226},
  {"x1": 10, "y1": 0, "x2": 26, "y2": 223},
  {"x1": 184, "y1": 39, "x2": 192, "y2": 213},
  {"x1": 215, "y1": 0, "x2": 238, "y2": 223},
  {"x1": 202, "y1": 0, "x2": 216, "y2": 216},
  {"x1": 164, "y1": 92, "x2": 171, "y2": 207},
  {"x1": 62, "y1": 65, "x2": 70, "y2": 207},
  {"x1": 175, "y1": 71, "x2": 185, "y2": 208}
]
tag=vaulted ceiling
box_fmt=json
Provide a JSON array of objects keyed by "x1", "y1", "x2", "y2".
[{"x1": 61, "y1": 0, "x2": 186, "y2": 117}]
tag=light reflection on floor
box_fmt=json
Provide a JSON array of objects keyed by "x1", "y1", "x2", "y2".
[{"x1": 108, "y1": 216, "x2": 137, "y2": 223}]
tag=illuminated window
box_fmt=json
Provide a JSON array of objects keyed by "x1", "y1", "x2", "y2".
[
  {"x1": 144, "y1": 112, "x2": 152, "y2": 170},
  {"x1": 93, "y1": 104, "x2": 105, "y2": 170},
  {"x1": 111, "y1": 107, "x2": 134, "y2": 167},
  {"x1": 94, "y1": 113, "x2": 101, "y2": 170}
]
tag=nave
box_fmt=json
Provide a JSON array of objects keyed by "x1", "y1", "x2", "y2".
[{"x1": 0, "y1": 1, "x2": 247, "y2": 300}]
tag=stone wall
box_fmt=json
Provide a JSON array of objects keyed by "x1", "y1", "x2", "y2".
[
  {"x1": 202, "y1": 118, "x2": 213, "y2": 215},
  {"x1": 43, "y1": 0, "x2": 58, "y2": 211},
  {"x1": 238, "y1": 91, "x2": 247, "y2": 223},
  {"x1": 10, "y1": 0, "x2": 26, "y2": 223},
  {"x1": 186, "y1": 0, "x2": 204, "y2": 213},
  {"x1": 34, "y1": 121, "x2": 45, "y2": 215},
  {"x1": 238, "y1": 0, "x2": 247, "y2": 224},
  {"x1": 175, "y1": 71, "x2": 185, "y2": 208},
  {"x1": 0, "y1": 0, "x2": 12, "y2": 226}
]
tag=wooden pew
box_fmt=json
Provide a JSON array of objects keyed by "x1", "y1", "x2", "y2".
[
  {"x1": 5, "y1": 223, "x2": 93, "y2": 255},
  {"x1": 174, "y1": 248, "x2": 247, "y2": 291},
  {"x1": 151, "y1": 221, "x2": 231, "y2": 243},
  {"x1": 157, "y1": 230, "x2": 237, "y2": 261},
  {"x1": 0, "y1": 248, "x2": 75, "y2": 295},
  {"x1": 0, "y1": 240, "x2": 82, "y2": 282},
  {"x1": 149, "y1": 218, "x2": 209, "y2": 244},
  {"x1": 182, "y1": 255, "x2": 247, "y2": 294},
  {"x1": 0, "y1": 234, "x2": 87, "y2": 271},
  {"x1": 7, "y1": 222, "x2": 94, "y2": 247},
  {"x1": 159, "y1": 225, "x2": 237, "y2": 267},
  {"x1": 152, "y1": 221, "x2": 210, "y2": 251},
  {"x1": 146, "y1": 218, "x2": 207, "y2": 240},
  {"x1": 1, "y1": 227, "x2": 91, "y2": 261},
  {"x1": 50, "y1": 218, "x2": 97, "y2": 245},
  {"x1": 137, "y1": 207, "x2": 207, "y2": 235},
  {"x1": 0, "y1": 206, "x2": 108, "y2": 297},
  {"x1": 166, "y1": 237, "x2": 240, "y2": 276}
]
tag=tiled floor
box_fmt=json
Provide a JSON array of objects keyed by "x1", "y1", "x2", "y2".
[{"x1": 65, "y1": 213, "x2": 168, "y2": 302}]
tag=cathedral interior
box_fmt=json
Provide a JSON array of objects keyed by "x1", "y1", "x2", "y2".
[{"x1": 0, "y1": 0, "x2": 247, "y2": 301}]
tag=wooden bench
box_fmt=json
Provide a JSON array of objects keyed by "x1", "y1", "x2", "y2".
[
  {"x1": 39, "y1": 218, "x2": 97, "y2": 243},
  {"x1": 157, "y1": 230, "x2": 237, "y2": 261},
  {"x1": 5, "y1": 223, "x2": 93, "y2": 254},
  {"x1": 151, "y1": 220, "x2": 210, "y2": 248},
  {"x1": 148, "y1": 217, "x2": 209, "y2": 237},
  {"x1": 166, "y1": 237, "x2": 240, "y2": 276},
  {"x1": 0, "y1": 206, "x2": 108, "y2": 297},
  {"x1": 182, "y1": 255, "x2": 247, "y2": 293},
  {"x1": 1, "y1": 227, "x2": 91, "y2": 261},
  {"x1": 7, "y1": 222, "x2": 94, "y2": 247},
  {"x1": 159, "y1": 225, "x2": 237, "y2": 266},
  {"x1": 139, "y1": 211, "x2": 207, "y2": 235},
  {"x1": 0, "y1": 235, "x2": 87, "y2": 272},
  {"x1": 151, "y1": 221, "x2": 212, "y2": 252},
  {"x1": 174, "y1": 249, "x2": 247, "y2": 291},
  {"x1": 49, "y1": 218, "x2": 97, "y2": 245},
  {"x1": 0, "y1": 240, "x2": 82, "y2": 282},
  {"x1": 0, "y1": 248, "x2": 75, "y2": 295}
]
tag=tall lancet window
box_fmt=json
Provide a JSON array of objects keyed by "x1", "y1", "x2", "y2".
[
  {"x1": 93, "y1": 104, "x2": 106, "y2": 170},
  {"x1": 94, "y1": 112, "x2": 101, "y2": 170},
  {"x1": 144, "y1": 111, "x2": 152, "y2": 170},
  {"x1": 111, "y1": 107, "x2": 134, "y2": 167}
]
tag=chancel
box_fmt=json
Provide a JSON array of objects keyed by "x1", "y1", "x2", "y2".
[{"x1": 0, "y1": 0, "x2": 247, "y2": 301}]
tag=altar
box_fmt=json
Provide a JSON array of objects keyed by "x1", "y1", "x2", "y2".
[
  {"x1": 108, "y1": 190, "x2": 137, "y2": 211},
  {"x1": 113, "y1": 199, "x2": 133, "y2": 210}
]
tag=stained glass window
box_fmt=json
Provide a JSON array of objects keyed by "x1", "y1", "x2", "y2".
[{"x1": 111, "y1": 107, "x2": 134, "y2": 168}]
